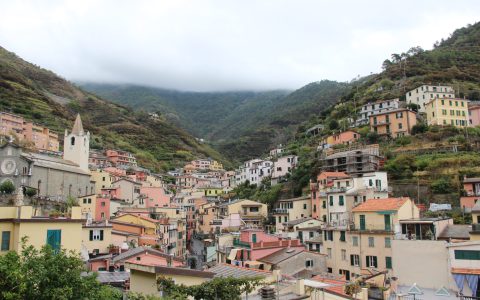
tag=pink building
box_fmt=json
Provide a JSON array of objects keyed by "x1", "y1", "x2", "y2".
[
  {"x1": 140, "y1": 186, "x2": 171, "y2": 208},
  {"x1": 104, "y1": 167, "x2": 127, "y2": 177},
  {"x1": 229, "y1": 229, "x2": 304, "y2": 264},
  {"x1": 101, "y1": 187, "x2": 121, "y2": 199},
  {"x1": 469, "y1": 104, "x2": 480, "y2": 126},
  {"x1": 95, "y1": 196, "x2": 111, "y2": 221}
]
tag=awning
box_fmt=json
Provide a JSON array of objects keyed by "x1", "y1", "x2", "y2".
[{"x1": 228, "y1": 249, "x2": 239, "y2": 261}]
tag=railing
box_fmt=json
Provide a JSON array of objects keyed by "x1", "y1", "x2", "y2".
[
  {"x1": 326, "y1": 187, "x2": 349, "y2": 193},
  {"x1": 233, "y1": 239, "x2": 251, "y2": 248},
  {"x1": 472, "y1": 224, "x2": 480, "y2": 232},
  {"x1": 273, "y1": 208, "x2": 288, "y2": 214},
  {"x1": 459, "y1": 296, "x2": 480, "y2": 300},
  {"x1": 349, "y1": 223, "x2": 394, "y2": 232},
  {"x1": 397, "y1": 295, "x2": 422, "y2": 300}
]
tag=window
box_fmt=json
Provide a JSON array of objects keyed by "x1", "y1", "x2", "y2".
[
  {"x1": 441, "y1": 99, "x2": 445, "y2": 105},
  {"x1": 313, "y1": 205, "x2": 317, "y2": 213},
  {"x1": 101, "y1": 212, "x2": 105, "y2": 219},
  {"x1": 454, "y1": 250, "x2": 480, "y2": 260},
  {"x1": 340, "y1": 231, "x2": 346, "y2": 242},
  {"x1": 101, "y1": 201, "x2": 105, "y2": 207},
  {"x1": 359, "y1": 215, "x2": 366, "y2": 230},
  {"x1": 306, "y1": 259, "x2": 314, "y2": 268},
  {"x1": 366, "y1": 255, "x2": 378, "y2": 268},
  {"x1": 303, "y1": 204, "x2": 307, "y2": 210},
  {"x1": 70, "y1": 136, "x2": 75, "y2": 146},
  {"x1": 386, "y1": 256, "x2": 392, "y2": 269},
  {"x1": 88, "y1": 198, "x2": 92, "y2": 204},
  {"x1": 350, "y1": 254, "x2": 360, "y2": 266},
  {"x1": 385, "y1": 237, "x2": 391, "y2": 248},
  {"x1": 250, "y1": 207, "x2": 259, "y2": 212},
  {"x1": 1, "y1": 231, "x2": 10, "y2": 251},
  {"x1": 89, "y1": 230, "x2": 104, "y2": 241},
  {"x1": 369, "y1": 179, "x2": 373, "y2": 186},
  {"x1": 46, "y1": 229, "x2": 61, "y2": 253},
  {"x1": 398, "y1": 123, "x2": 403, "y2": 130},
  {"x1": 341, "y1": 249, "x2": 347, "y2": 261},
  {"x1": 322, "y1": 201, "x2": 326, "y2": 209},
  {"x1": 278, "y1": 216, "x2": 281, "y2": 223},
  {"x1": 339, "y1": 195, "x2": 344, "y2": 206},
  {"x1": 352, "y1": 236, "x2": 359, "y2": 246},
  {"x1": 329, "y1": 196, "x2": 333, "y2": 206},
  {"x1": 368, "y1": 237, "x2": 375, "y2": 247},
  {"x1": 284, "y1": 216, "x2": 287, "y2": 222}
]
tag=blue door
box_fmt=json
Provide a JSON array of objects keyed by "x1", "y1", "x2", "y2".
[{"x1": 46, "y1": 229, "x2": 61, "y2": 253}]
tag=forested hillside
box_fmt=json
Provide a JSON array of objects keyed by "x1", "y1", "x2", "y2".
[
  {"x1": 0, "y1": 46, "x2": 228, "y2": 171},
  {"x1": 81, "y1": 80, "x2": 349, "y2": 162}
]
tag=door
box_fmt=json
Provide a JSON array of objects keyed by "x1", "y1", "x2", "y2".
[
  {"x1": 252, "y1": 233, "x2": 257, "y2": 243},
  {"x1": 46, "y1": 229, "x2": 61, "y2": 253},
  {"x1": 384, "y1": 215, "x2": 391, "y2": 231}
]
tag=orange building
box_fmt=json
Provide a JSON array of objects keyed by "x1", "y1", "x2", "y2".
[
  {"x1": 0, "y1": 112, "x2": 59, "y2": 151},
  {"x1": 321, "y1": 130, "x2": 359, "y2": 148},
  {"x1": 369, "y1": 108, "x2": 417, "y2": 138},
  {"x1": 106, "y1": 149, "x2": 137, "y2": 167}
]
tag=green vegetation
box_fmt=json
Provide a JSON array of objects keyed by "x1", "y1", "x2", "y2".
[
  {"x1": 0, "y1": 237, "x2": 121, "y2": 300},
  {"x1": 156, "y1": 276, "x2": 263, "y2": 300},
  {"x1": 0, "y1": 46, "x2": 228, "y2": 171},
  {"x1": 0, "y1": 180, "x2": 15, "y2": 194},
  {"x1": 81, "y1": 80, "x2": 348, "y2": 162}
]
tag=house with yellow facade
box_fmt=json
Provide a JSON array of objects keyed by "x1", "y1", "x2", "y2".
[
  {"x1": 321, "y1": 197, "x2": 419, "y2": 280},
  {"x1": 82, "y1": 220, "x2": 112, "y2": 255},
  {"x1": 218, "y1": 199, "x2": 268, "y2": 228},
  {"x1": 425, "y1": 98, "x2": 469, "y2": 127},
  {"x1": 0, "y1": 206, "x2": 83, "y2": 254},
  {"x1": 273, "y1": 196, "x2": 312, "y2": 232},
  {"x1": 90, "y1": 169, "x2": 114, "y2": 194}
]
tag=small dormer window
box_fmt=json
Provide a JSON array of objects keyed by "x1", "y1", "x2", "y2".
[{"x1": 71, "y1": 137, "x2": 75, "y2": 146}]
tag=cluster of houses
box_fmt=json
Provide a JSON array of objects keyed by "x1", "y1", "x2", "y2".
[
  {"x1": 1, "y1": 80, "x2": 480, "y2": 299},
  {"x1": 317, "y1": 85, "x2": 480, "y2": 152}
]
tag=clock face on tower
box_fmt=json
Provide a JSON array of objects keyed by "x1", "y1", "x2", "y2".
[{"x1": 1, "y1": 159, "x2": 16, "y2": 175}]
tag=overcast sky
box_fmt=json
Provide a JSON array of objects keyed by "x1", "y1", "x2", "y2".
[{"x1": 0, "y1": 0, "x2": 479, "y2": 91}]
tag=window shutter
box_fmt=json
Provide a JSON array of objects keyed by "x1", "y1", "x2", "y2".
[
  {"x1": 100, "y1": 230, "x2": 104, "y2": 241},
  {"x1": 373, "y1": 256, "x2": 378, "y2": 268},
  {"x1": 366, "y1": 256, "x2": 369, "y2": 267},
  {"x1": 350, "y1": 255, "x2": 354, "y2": 266},
  {"x1": 89, "y1": 230, "x2": 93, "y2": 241}
]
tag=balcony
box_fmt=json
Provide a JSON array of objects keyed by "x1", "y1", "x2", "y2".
[
  {"x1": 349, "y1": 223, "x2": 394, "y2": 232},
  {"x1": 210, "y1": 219, "x2": 223, "y2": 226},
  {"x1": 326, "y1": 187, "x2": 349, "y2": 193},
  {"x1": 371, "y1": 120, "x2": 390, "y2": 127},
  {"x1": 273, "y1": 208, "x2": 288, "y2": 215},
  {"x1": 233, "y1": 238, "x2": 251, "y2": 248}
]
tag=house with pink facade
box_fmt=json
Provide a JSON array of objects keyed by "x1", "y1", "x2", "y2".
[
  {"x1": 140, "y1": 186, "x2": 171, "y2": 208},
  {"x1": 95, "y1": 196, "x2": 111, "y2": 221},
  {"x1": 469, "y1": 103, "x2": 480, "y2": 126},
  {"x1": 228, "y1": 229, "x2": 304, "y2": 266}
]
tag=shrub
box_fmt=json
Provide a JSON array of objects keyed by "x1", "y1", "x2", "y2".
[
  {"x1": 411, "y1": 123, "x2": 428, "y2": 135},
  {"x1": 0, "y1": 181, "x2": 15, "y2": 194},
  {"x1": 431, "y1": 178, "x2": 453, "y2": 194}
]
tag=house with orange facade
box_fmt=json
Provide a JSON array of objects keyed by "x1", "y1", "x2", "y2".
[
  {"x1": 0, "y1": 112, "x2": 59, "y2": 151},
  {"x1": 369, "y1": 108, "x2": 417, "y2": 138},
  {"x1": 320, "y1": 130, "x2": 359, "y2": 149}
]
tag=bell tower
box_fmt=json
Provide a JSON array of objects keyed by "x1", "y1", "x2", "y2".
[{"x1": 63, "y1": 114, "x2": 90, "y2": 173}]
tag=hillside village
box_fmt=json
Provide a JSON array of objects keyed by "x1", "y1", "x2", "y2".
[{"x1": 1, "y1": 78, "x2": 480, "y2": 300}]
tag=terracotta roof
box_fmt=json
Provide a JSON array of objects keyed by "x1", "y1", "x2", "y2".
[
  {"x1": 125, "y1": 253, "x2": 183, "y2": 267},
  {"x1": 352, "y1": 197, "x2": 410, "y2": 212},
  {"x1": 451, "y1": 268, "x2": 480, "y2": 275},
  {"x1": 438, "y1": 225, "x2": 471, "y2": 240},
  {"x1": 318, "y1": 172, "x2": 349, "y2": 178},
  {"x1": 311, "y1": 276, "x2": 349, "y2": 297},
  {"x1": 208, "y1": 263, "x2": 271, "y2": 278}
]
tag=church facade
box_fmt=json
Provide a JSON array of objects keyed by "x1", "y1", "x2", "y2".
[{"x1": 0, "y1": 114, "x2": 93, "y2": 201}]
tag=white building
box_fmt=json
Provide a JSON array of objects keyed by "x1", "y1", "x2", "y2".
[
  {"x1": 271, "y1": 155, "x2": 298, "y2": 185},
  {"x1": 324, "y1": 172, "x2": 389, "y2": 227},
  {"x1": 356, "y1": 98, "x2": 400, "y2": 126},
  {"x1": 406, "y1": 85, "x2": 455, "y2": 113},
  {"x1": 235, "y1": 159, "x2": 273, "y2": 186}
]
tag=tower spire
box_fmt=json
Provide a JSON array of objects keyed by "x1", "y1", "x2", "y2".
[{"x1": 72, "y1": 114, "x2": 84, "y2": 135}]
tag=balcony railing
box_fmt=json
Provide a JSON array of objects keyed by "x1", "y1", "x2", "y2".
[
  {"x1": 233, "y1": 239, "x2": 251, "y2": 248},
  {"x1": 349, "y1": 223, "x2": 393, "y2": 232},
  {"x1": 472, "y1": 224, "x2": 480, "y2": 232},
  {"x1": 273, "y1": 208, "x2": 288, "y2": 214}
]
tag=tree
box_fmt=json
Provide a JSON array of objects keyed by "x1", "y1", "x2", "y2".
[
  {"x1": 0, "y1": 180, "x2": 15, "y2": 194},
  {"x1": 0, "y1": 237, "x2": 121, "y2": 300},
  {"x1": 328, "y1": 119, "x2": 339, "y2": 130},
  {"x1": 24, "y1": 187, "x2": 37, "y2": 198},
  {"x1": 157, "y1": 276, "x2": 263, "y2": 300}
]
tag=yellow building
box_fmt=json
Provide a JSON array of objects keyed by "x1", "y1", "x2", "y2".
[
  {"x1": 273, "y1": 196, "x2": 312, "y2": 232},
  {"x1": 202, "y1": 187, "x2": 225, "y2": 197},
  {"x1": 78, "y1": 194, "x2": 96, "y2": 220},
  {"x1": 218, "y1": 199, "x2": 268, "y2": 228},
  {"x1": 113, "y1": 213, "x2": 158, "y2": 235},
  {"x1": 322, "y1": 197, "x2": 419, "y2": 280},
  {"x1": 198, "y1": 202, "x2": 218, "y2": 234},
  {"x1": 425, "y1": 98, "x2": 469, "y2": 127},
  {"x1": 0, "y1": 206, "x2": 83, "y2": 253},
  {"x1": 209, "y1": 160, "x2": 224, "y2": 171},
  {"x1": 81, "y1": 221, "x2": 112, "y2": 254},
  {"x1": 127, "y1": 262, "x2": 214, "y2": 296},
  {"x1": 90, "y1": 169, "x2": 114, "y2": 194}
]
